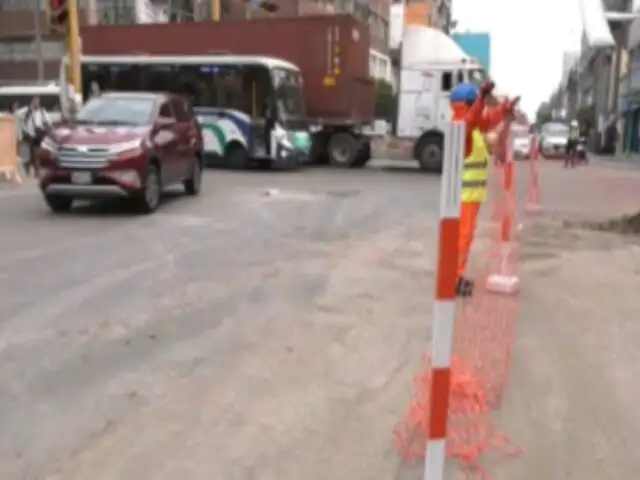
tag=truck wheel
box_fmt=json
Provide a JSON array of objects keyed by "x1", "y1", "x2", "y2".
[
  {"x1": 328, "y1": 133, "x2": 358, "y2": 168},
  {"x1": 417, "y1": 135, "x2": 444, "y2": 172},
  {"x1": 353, "y1": 141, "x2": 372, "y2": 167}
]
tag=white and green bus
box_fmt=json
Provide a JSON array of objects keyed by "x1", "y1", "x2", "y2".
[{"x1": 59, "y1": 54, "x2": 311, "y2": 169}]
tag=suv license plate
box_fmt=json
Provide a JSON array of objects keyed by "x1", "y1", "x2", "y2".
[{"x1": 71, "y1": 171, "x2": 92, "y2": 184}]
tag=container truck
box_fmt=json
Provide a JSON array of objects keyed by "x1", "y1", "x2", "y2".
[{"x1": 78, "y1": 15, "x2": 375, "y2": 168}]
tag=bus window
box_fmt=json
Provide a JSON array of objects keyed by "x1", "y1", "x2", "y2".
[
  {"x1": 441, "y1": 71, "x2": 453, "y2": 91},
  {"x1": 79, "y1": 60, "x2": 298, "y2": 120}
]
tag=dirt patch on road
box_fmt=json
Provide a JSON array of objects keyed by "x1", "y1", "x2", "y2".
[{"x1": 564, "y1": 211, "x2": 640, "y2": 236}]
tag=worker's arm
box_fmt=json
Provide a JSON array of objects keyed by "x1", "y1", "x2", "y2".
[
  {"x1": 478, "y1": 103, "x2": 509, "y2": 132},
  {"x1": 465, "y1": 95, "x2": 487, "y2": 132}
]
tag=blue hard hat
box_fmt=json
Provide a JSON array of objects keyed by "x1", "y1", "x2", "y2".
[{"x1": 450, "y1": 82, "x2": 478, "y2": 104}]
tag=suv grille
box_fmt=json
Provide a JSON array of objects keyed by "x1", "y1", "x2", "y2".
[{"x1": 57, "y1": 145, "x2": 111, "y2": 169}]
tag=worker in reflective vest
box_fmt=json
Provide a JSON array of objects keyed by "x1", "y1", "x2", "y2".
[{"x1": 450, "y1": 81, "x2": 519, "y2": 296}]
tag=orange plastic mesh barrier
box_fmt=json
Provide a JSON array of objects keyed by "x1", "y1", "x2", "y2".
[{"x1": 394, "y1": 122, "x2": 522, "y2": 478}]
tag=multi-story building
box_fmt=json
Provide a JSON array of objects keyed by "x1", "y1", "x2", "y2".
[
  {"x1": 395, "y1": 0, "x2": 450, "y2": 32},
  {"x1": 568, "y1": 0, "x2": 635, "y2": 152},
  {"x1": 0, "y1": 0, "x2": 69, "y2": 84},
  {"x1": 0, "y1": 0, "x2": 391, "y2": 86}
]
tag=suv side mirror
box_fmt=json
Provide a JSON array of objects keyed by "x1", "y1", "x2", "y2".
[{"x1": 155, "y1": 116, "x2": 175, "y2": 129}]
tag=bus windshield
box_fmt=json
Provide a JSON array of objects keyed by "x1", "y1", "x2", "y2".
[
  {"x1": 80, "y1": 61, "x2": 302, "y2": 120},
  {"x1": 272, "y1": 68, "x2": 305, "y2": 118}
]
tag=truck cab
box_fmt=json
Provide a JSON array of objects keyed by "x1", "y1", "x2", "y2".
[{"x1": 395, "y1": 26, "x2": 488, "y2": 172}]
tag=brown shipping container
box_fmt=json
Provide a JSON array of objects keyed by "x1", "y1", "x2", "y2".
[{"x1": 80, "y1": 16, "x2": 375, "y2": 124}]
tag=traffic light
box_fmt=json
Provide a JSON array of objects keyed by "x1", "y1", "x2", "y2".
[
  {"x1": 47, "y1": 0, "x2": 69, "y2": 32},
  {"x1": 259, "y1": 1, "x2": 278, "y2": 13}
]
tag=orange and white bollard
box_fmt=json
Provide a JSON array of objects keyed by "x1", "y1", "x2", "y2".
[
  {"x1": 423, "y1": 122, "x2": 465, "y2": 480},
  {"x1": 486, "y1": 127, "x2": 520, "y2": 295}
]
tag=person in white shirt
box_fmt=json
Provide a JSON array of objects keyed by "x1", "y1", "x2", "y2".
[{"x1": 23, "y1": 96, "x2": 51, "y2": 177}]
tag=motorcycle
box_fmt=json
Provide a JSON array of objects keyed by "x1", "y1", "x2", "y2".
[{"x1": 576, "y1": 137, "x2": 588, "y2": 163}]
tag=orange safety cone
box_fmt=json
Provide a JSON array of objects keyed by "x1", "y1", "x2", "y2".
[{"x1": 0, "y1": 115, "x2": 22, "y2": 184}]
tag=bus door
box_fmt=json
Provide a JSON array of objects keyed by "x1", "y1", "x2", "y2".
[{"x1": 242, "y1": 65, "x2": 273, "y2": 158}]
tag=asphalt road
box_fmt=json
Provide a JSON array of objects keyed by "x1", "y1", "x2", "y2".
[
  {"x1": 2, "y1": 159, "x2": 640, "y2": 480},
  {"x1": 0, "y1": 159, "x2": 443, "y2": 480}
]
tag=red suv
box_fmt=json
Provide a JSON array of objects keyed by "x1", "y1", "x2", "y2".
[{"x1": 38, "y1": 92, "x2": 203, "y2": 213}]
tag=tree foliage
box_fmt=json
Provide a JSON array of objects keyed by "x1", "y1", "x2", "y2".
[
  {"x1": 535, "y1": 101, "x2": 553, "y2": 126},
  {"x1": 374, "y1": 79, "x2": 395, "y2": 121}
]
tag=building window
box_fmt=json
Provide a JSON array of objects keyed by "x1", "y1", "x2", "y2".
[
  {"x1": 0, "y1": 40, "x2": 64, "y2": 61},
  {"x1": 0, "y1": 0, "x2": 47, "y2": 10},
  {"x1": 353, "y1": 0, "x2": 369, "y2": 22}
]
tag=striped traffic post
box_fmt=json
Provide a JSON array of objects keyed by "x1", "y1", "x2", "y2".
[
  {"x1": 423, "y1": 121, "x2": 465, "y2": 480},
  {"x1": 486, "y1": 125, "x2": 520, "y2": 295}
]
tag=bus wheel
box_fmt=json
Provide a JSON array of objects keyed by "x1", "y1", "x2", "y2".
[{"x1": 226, "y1": 144, "x2": 250, "y2": 169}]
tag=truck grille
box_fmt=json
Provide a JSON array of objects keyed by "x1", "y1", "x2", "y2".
[{"x1": 57, "y1": 145, "x2": 111, "y2": 169}]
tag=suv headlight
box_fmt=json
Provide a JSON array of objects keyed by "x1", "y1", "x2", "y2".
[
  {"x1": 39, "y1": 136, "x2": 58, "y2": 154},
  {"x1": 110, "y1": 139, "x2": 143, "y2": 155}
]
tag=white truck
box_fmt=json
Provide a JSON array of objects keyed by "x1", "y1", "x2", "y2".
[{"x1": 395, "y1": 26, "x2": 488, "y2": 172}]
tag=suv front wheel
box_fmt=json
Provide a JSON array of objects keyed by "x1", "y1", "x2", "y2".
[{"x1": 136, "y1": 164, "x2": 161, "y2": 214}]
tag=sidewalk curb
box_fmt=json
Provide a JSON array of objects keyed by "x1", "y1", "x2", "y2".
[{"x1": 587, "y1": 154, "x2": 640, "y2": 171}]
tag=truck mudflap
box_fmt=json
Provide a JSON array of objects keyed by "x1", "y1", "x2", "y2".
[{"x1": 353, "y1": 137, "x2": 372, "y2": 167}]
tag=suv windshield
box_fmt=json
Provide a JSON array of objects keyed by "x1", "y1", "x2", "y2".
[
  {"x1": 76, "y1": 96, "x2": 155, "y2": 126},
  {"x1": 541, "y1": 122, "x2": 569, "y2": 137},
  {"x1": 510, "y1": 125, "x2": 529, "y2": 139},
  {"x1": 272, "y1": 68, "x2": 305, "y2": 118}
]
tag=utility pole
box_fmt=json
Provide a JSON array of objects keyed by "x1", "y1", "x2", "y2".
[
  {"x1": 66, "y1": 0, "x2": 82, "y2": 95},
  {"x1": 33, "y1": 0, "x2": 45, "y2": 81},
  {"x1": 211, "y1": 0, "x2": 220, "y2": 20}
]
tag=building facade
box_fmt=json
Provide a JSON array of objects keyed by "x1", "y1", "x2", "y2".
[
  {"x1": 0, "y1": 0, "x2": 391, "y2": 85},
  {"x1": 396, "y1": 0, "x2": 450, "y2": 32},
  {"x1": 621, "y1": 18, "x2": 640, "y2": 153},
  {"x1": 452, "y1": 32, "x2": 491, "y2": 73},
  {"x1": 0, "y1": 0, "x2": 70, "y2": 84}
]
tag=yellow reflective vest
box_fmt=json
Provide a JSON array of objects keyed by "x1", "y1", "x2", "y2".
[{"x1": 461, "y1": 129, "x2": 489, "y2": 204}]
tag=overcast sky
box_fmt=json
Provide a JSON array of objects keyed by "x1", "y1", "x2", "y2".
[{"x1": 452, "y1": 0, "x2": 584, "y2": 118}]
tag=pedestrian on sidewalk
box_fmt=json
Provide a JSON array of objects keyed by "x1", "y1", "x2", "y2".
[{"x1": 23, "y1": 96, "x2": 51, "y2": 177}]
